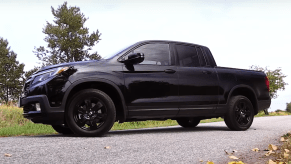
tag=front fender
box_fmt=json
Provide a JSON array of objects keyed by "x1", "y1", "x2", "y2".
[{"x1": 62, "y1": 78, "x2": 127, "y2": 123}]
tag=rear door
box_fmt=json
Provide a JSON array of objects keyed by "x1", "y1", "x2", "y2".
[
  {"x1": 122, "y1": 42, "x2": 179, "y2": 118},
  {"x1": 174, "y1": 44, "x2": 219, "y2": 116}
]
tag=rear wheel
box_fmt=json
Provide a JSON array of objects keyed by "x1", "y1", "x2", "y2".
[
  {"x1": 51, "y1": 124, "x2": 73, "y2": 134},
  {"x1": 65, "y1": 89, "x2": 116, "y2": 137},
  {"x1": 176, "y1": 118, "x2": 200, "y2": 128},
  {"x1": 224, "y1": 95, "x2": 254, "y2": 131}
]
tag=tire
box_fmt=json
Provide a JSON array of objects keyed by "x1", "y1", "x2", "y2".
[
  {"x1": 224, "y1": 95, "x2": 254, "y2": 131},
  {"x1": 51, "y1": 124, "x2": 74, "y2": 134},
  {"x1": 65, "y1": 89, "x2": 116, "y2": 137},
  {"x1": 176, "y1": 118, "x2": 200, "y2": 128}
]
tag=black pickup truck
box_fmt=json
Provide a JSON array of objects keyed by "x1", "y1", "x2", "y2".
[{"x1": 19, "y1": 40, "x2": 271, "y2": 137}]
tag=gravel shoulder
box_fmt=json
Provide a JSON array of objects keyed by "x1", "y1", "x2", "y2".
[{"x1": 1, "y1": 116, "x2": 291, "y2": 164}]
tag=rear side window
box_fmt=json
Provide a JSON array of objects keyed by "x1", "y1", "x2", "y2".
[
  {"x1": 175, "y1": 44, "x2": 206, "y2": 67},
  {"x1": 203, "y1": 47, "x2": 216, "y2": 66},
  {"x1": 133, "y1": 43, "x2": 171, "y2": 66},
  {"x1": 196, "y1": 47, "x2": 207, "y2": 66}
]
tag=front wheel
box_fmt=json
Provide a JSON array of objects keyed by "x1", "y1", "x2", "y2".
[
  {"x1": 224, "y1": 95, "x2": 254, "y2": 131},
  {"x1": 65, "y1": 89, "x2": 116, "y2": 137},
  {"x1": 176, "y1": 118, "x2": 200, "y2": 128}
]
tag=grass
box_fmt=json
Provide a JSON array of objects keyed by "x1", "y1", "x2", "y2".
[
  {"x1": 0, "y1": 122, "x2": 57, "y2": 137},
  {"x1": 256, "y1": 110, "x2": 291, "y2": 117},
  {"x1": 0, "y1": 105, "x2": 30, "y2": 128},
  {"x1": 0, "y1": 105, "x2": 57, "y2": 137},
  {"x1": 0, "y1": 105, "x2": 290, "y2": 137}
]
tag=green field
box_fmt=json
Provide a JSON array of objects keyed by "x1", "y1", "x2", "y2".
[{"x1": 0, "y1": 105, "x2": 290, "y2": 137}]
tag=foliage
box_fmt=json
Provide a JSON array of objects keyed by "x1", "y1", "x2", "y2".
[
  {"x1": 286, "y1": 102, "x2": 291, "y2": 113},
  {"x1": 275, "y1": 109, "x2": 284, "y2": 113},
  {"x1": 34, "y1": 1, "x2": 101, "y2": 66},
  {"x1": 0, "y1": 37, "x2": 25, "y2": 104},
  {"x1": 250, "y1": 65, "x2": 288, "y2": 99},
  {"x1": 0, "y1": 122, "x2": 57, "y2": 137},
  {"x1": 0, "y1": 105, "x2": 30, "y2": 128},
  {"x1": 256, "y1": 110, "x2": 291, "y2": 117}
]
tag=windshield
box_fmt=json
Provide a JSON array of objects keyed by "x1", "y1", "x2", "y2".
[{"x1": 103, "y1": 44, "x2": 133, "y2": 59}]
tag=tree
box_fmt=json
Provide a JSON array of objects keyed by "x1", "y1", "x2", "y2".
[
  {"x1": 34, "y1": 1, "x2": 101, "y2": 66},
  {"x1": 250, "y1": 65, "x2": 288, "y2": 114},
  {"x1": 0, "y1": 37, "x2": 25, "y2": 104},
  {"x1": 286, "y1": 102, "x2": 291, "y2": 113}
]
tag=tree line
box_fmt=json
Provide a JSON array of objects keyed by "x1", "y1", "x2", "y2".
[{"x1": 0, "y1": 2, "x2": 289, "y2": 114}]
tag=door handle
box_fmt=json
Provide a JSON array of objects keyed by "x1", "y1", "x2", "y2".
[
  {"x1": 202, "y1": 70, "x2": 212, "y2": 74},
  {"x1": 164, "y1": 69, "x2": 176, "y2": 74}
]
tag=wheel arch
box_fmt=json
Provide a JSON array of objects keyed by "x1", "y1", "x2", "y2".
[
  {"x1": 62, "y1": 78, "x2": 127, "y2": 123},
  {"x1": 227, "y1": 85, "x2": 259, "y2": 115}
]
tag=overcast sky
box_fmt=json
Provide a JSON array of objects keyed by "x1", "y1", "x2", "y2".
[{"x1": 0, "y1": 0, "x2": 290, "y2": 111}]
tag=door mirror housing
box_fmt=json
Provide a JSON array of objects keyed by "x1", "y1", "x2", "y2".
[{"x1": 120, "y1": 53, "x2": 144, "y2": 65}]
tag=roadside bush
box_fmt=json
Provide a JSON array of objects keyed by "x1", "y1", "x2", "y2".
[
  {"x1": 275, "y1": 109, "x2": 284, "y2": 112},
  {"x1": 286, "y1": 102, "x2": 291, "y2": 113},
  {"x1": 0, "y1": 105, "x2": 30, "y2": 128}
]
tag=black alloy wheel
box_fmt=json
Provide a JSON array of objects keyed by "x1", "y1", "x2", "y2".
[
  {"x1": 73, "y1": 98, "x2": 107, "y2": 131},
  {"x1": 176, "y1": 118, "x2": 200, "y2": 128},
  {"x1": 224, "y1": 95, "x2": 254, "y2": 131},
  {"x1": 66, "y1": 89, "x2": 116, "y2": 137},
  {"x1": 234, "y1": 100, "x2": 252, "y2": 126}
]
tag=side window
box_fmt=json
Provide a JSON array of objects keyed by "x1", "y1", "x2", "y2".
[
  {"x1": 176, "y1": 44, "x2": 200, "y2": 67},
  {"x1": 203, "y1": 47, "x2": 216, "y2": 66},
  {"x1": 196, "y1": 47, "x2": 207, "y2": 66},
  {"x1": 132, "y1": 43, "x2": 171, "y2": 66}
]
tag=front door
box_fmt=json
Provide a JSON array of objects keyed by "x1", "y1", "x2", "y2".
[{"x1": 122, "y1": 42, "x2": 179, "y2": 118}]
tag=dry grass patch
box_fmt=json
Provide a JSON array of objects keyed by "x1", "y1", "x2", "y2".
[{"x1": 0, "y1": 105, "x2": 30, "y2": 128}]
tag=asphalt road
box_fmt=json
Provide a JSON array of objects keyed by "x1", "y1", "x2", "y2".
[{"x1": 1, "y1": 116, "x2": 291, "y2": 164}]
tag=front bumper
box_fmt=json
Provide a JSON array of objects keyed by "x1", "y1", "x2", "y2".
[{"x1": 19, "y1": 95, "x2": 65, "y2": 125}]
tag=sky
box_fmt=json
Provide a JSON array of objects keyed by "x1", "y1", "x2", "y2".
[{"x1": 0, "y1": 0, "x2": 290, "y2": 111}]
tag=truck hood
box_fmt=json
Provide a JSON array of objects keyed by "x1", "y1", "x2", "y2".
[{"x1": 36, "y1": 60, "x2": 107, "y2": 74}]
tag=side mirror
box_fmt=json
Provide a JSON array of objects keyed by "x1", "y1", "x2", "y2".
[{"x1": 120, "y1": 53, "x2": 144, "y2": 65}]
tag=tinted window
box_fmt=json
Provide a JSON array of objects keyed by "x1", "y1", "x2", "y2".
[
  {"x1": 203, "y1": 47, "x2": 216, "y2": 66},
  {"x1": 196, "y1": 47, "x2": 207, "y2": 66},
  {"x1": 133, "y1": 43, "x2": 171, "y2": 65},
  {"x1": 176, "y1": 45, "x2": 200, "y2": 67}
]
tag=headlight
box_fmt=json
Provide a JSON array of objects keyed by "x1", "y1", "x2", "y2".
[{"x1": 32, "y1": 67, "x2": 69, "y2": 85}]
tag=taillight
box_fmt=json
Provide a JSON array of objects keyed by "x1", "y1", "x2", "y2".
[{"x1": 265, "y1": 76, "x2": 270, "y2": 92}]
